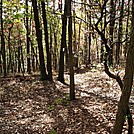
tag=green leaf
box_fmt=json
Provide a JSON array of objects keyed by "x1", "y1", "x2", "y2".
[
  {"x1": 5, "y1": 19, "x2": 13, "y2": 24},
  {"x1": 15, "y1": 13, "x2": 23, "y2": 19}
]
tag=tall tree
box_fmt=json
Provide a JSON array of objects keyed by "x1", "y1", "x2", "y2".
[
  {"x1": 68, "y1": 0, "x2": 75, "y2": 100},
  {"x1": 0, "y1": 0, "x2": 6, "y2": 76},
  {"x1": 72, "y1": 0, "x2": 78, "y2": 68},
  {"x1": 31, "y1": 0, "x2": 48, "y2": 80},
  {"x1": 52, "y1": 0, "x2": 58, "y2": 71},
  {"x1": 26, "y1": 0, "x2": 31, "y2": 74},
  {"x1": 7, "y1": 21, "x2": 13, "y2": 73},
  {"x1": 58, "y1": 0, "x2": 67, "y2": 83},
  {"x1": 113, "y1": 0, "x2": 134, "y2": 133},
  {"x1": 41, "y1": 0, "x2": 52, "y2": 81},
  {"x1": 124, "y1": 0, "x2": 130, "y2": 59},
  {"x1": 94, "y1": 0, "x2": 133, "y2": 133},
  {"x1": 108, "y1": 0, "x2": 116, "y2": 65}
]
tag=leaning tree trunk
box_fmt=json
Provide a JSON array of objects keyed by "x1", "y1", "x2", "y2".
[
  {"x1": 112, "y1": 1, "x2": 134, "y2": 133},
  {"x1": 94, "y1": 0, "x2": 133, "y2": 133}
]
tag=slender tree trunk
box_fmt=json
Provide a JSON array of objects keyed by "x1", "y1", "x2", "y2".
[
  {"x1": 116, "y1": 0, "x2": 124, "y2": 65},
  {"x1": 73, "y1": 2, "x2": 78, "y2": 68},
  {"x1": 35, "y1": 47, "x2": 39, "y2": 71},
  {"x1": 52, "y1": 0, "x2": 58, "y2": 71},
  {"x1": 14, "y1": 48, "x2": 18, "y2": 73},
  {"x1": 78, "y1": 20, "x2": 82, "y2": 67},
  {"x1": 84, "y1": 0, "x2": 88, "y2": 65},
  {"x1": 32, "y1": 0, "x2": 48, "y2": 80},
  {"x1": 20, "y1": 45, "x2": 25, "y2": 74},
  {"x1": 58, "y1": 0, "x2": 67, "y2": 83},
  {"x1": 41, "y1": 1, "x2": 52, "y2": 81},
  {"x1": 68, "y1": 0, "x2": 75, "y2": 100},
  {"x1": 31, "y1": 42, "x2": 35, "y2": 72},
  {"x1": 53, "y1": 32, "x2": 58, "y2": 71},
  {"x1": 100, "y1": 5, "x2": 106, "y2": 63},
  {"x1": 26, "y1": 0, "x2": 31, "y2": 74},
  {"x1": 0, "y1": 0, "x2": 6, "y2": 76},
  {"x1": 49, "y1": 23, "x2": 53, "y2": 69},
  {"x1": 18, "y1": 32, "x2": 22, "y2": 73},
  {"x1": 18, "y1": 45, "x2": 21, "y2": 73},
  {"x1": 109, "y1": 0, "x2": 116, "y2": 65},
  {"x1": 124, "y1": 0, "x2": 130, "y2": 59},
  {"x1": 7, "y1": 23, "x2": 13, "y2": 73}
]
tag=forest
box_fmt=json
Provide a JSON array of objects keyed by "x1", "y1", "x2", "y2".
[{"x1": 0, "y1": 0, "x2": 134, "y2": 133}]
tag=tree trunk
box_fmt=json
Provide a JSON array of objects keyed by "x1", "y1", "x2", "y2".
[
  {"x1": 20, "y1": 45, "x2": 25, "y2": 74},
  {"x1": 124, "y1": 0, "x2": 130, "y2": 59},
  {"x1": 68, "y1": 0, "x2": 75, "y2": 100},
  {"x1": 0, "y1": 0, "x2": 6, "y2": 76},
  {"x1": 113, "y1": 1, "x2": 134, "y2": 133},
  {"x1": 31, "y1": 42, "x2": 35, "y2": 72},
  {"x1": 116, "y1": 0, "x2": 124, "y2": 65},
  {"x1": 0, "y1": 53, "x2": 2, "y2": 74},
  {"x1": 35, "y1": 47, "x2": 39, "y2": 71},
  {"x1": 58, "y1": 0, "x2": 67, "y2": 83},
  {"x1": 100, "y1": 3, "x2": 107, "y2": 63},
  {"x1": 52, "y1": 0, "x2": 58, "y2": 71},
  {"x1": 18, "y1": 45, "x2": 21, "y2": 73},
  {"x1": 26, "y1": 0, "x2": 31, "y2": 74},
  {"x1": 41, "y1": 1, "x2": 52, "y2": 81},
  {"x1": 78, "y1": 20, "x2": 82, "y2": 67},
  {"x1": 32, "y1": 0, "x2": 48, "y2": 80},
  {"x1": 7, "y1": 23, "x2": 13, "y2": 74},
  {"x1": 108, "y1": 0, "x2": 116, "y2": 65},
  {"x1": 53, "y1": 32, "x2": 58, "y2": 71}
]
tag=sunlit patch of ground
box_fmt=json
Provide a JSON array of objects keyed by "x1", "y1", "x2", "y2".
[{"x1": 0, "y1": 70, "x2": 134, "y2": 133}]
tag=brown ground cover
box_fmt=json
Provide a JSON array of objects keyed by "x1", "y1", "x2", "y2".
[{"x1": 0, "y1": 69, "x2": 134, "y2": 134}]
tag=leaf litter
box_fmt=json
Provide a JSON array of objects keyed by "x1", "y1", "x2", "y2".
[{"x1": 0, "y1": 69, "x2": 134, "y2": 134}]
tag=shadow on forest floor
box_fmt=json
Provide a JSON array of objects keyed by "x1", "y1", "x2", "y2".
[{"x1": 0, "y1": 70, "x2": 134, "y2": 134}]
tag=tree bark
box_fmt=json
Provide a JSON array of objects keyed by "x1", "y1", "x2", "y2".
[
  {"x1": 58, "y1": 0, "x2": 67, "y2": 83},
  {"x1": 116, "y1": 0, "x2": 124, "y2": 65},
  {"x1": 108, "y1": 0, "x2": 116, "y2": 65},
  {"x1": 41, "y1": 1, "x2": 52, "y2": 81},
  {"x1": 68, "y1": 0, "x2": 75, "y2": 100},
  {"x1": 112, "y1": 1, "x2": 134, "y2": 133},
  {"x1": 32, "y1": 0, "x2": 48, "y2": 80},
  {"x1": 124, "y1": 0, "x2": 130, "y2": 59},
  {"x1": 0, "y1": 0, "x2": 7, "y2": 76},
  {"x1": 7, "y1": 23, "x2": 13, "y2": 73},
  {"x1": 26, "y1": 0, "x2": 31, "y2": 74}
]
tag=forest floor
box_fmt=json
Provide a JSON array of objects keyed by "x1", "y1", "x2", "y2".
[{"x1": 0, "y1": 66, "x2": 134, "y2": 134}]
